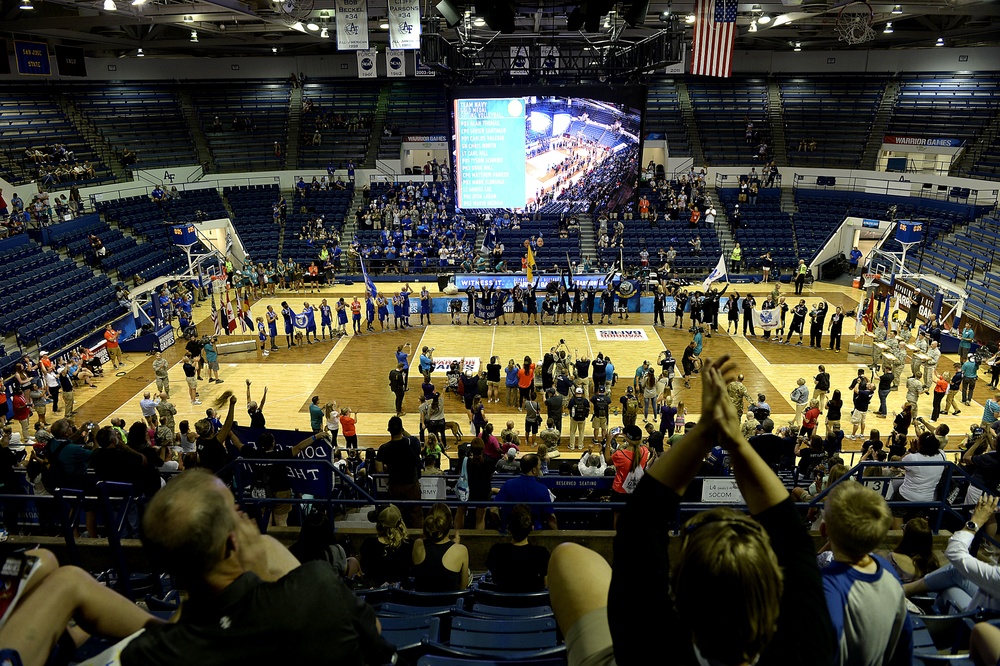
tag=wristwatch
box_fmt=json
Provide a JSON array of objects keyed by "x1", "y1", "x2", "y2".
[{"x1": 965, "y1": 520, "x2": 980, "y2": 533}]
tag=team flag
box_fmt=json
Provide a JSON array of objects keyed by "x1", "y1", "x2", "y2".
[
  {"x1": 703, "y1": 254, "x2": 728, "y2": 291},
  {"x1": 863, "y1": 294, "x2": 875, "y2": 332},
  {"x1": 691, "y1": 0, "x2": 738, "y2": 78},
  {"x1": 359, "y1": 254, "x2": 378, "y2": 299},
  {"x1": 480, "y1": 226, "x2": 498, "y2": 254},
  {"x1": 211, "y1": 294, "x2": 221, "y2": 336},
  {"x1": 224, "y1": 290, "x2": 237, "y2": 334},
  {"x1": 526, "y1": 244, "x2": 536, "y2": 283}
]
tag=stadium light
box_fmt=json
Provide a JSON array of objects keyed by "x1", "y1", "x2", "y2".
[
  {"x1": 272, "y1": 46, "x2": 279, "y2": 53},
  {"x1": 131, "y1": 0, "x2": 146, "y2": 5},
  {"x1": 307, "y1": 22, "x2": 319, "y2": 30},
  {"x1": 685, "y1": 13, "x2": 695, "y2": 23},
  {"x1": 103, "y1": 0, "x2": 117, "y2": 10},
  {"x1": 320, "y1": 26, "x2": 329, "y2": 37},
  {"x1": 473, "y1": 17, "x2": 485, "y2": 26},
  {"x1": 883, "y1": 22, "x2": 893, "y2": 33},
  {"x1": 19, "y1": 0, "x2": 33, "y2": 9},
  {"x1": 757, "y1": 14, "x2": 770, "y2": 24},
  {"x1": 748, "y1": 20, "x2": 757, "y2": 32},
  {"x1": 136, "y1": 48, "x2": 144, "y2": 56},
  {"x1": 190, "y1": 30, "x2": 198, "y2": 42},
  {"x1": 891, "y1": 4, "x2": 902, "y2": 13},
  {"x1": 183, "y1": 15, "x2": 194, "y2": 22},
  {"x1": 935, "y1": 37, "x2": 944, "y2": 46},
  {"x1": 793, "y1": 41, "x2": 801, "y2": 51},
  {"x1": 380, "y1": 22, "x2": 389, "y2": 29}
]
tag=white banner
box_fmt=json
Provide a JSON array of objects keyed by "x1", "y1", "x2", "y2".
[
  {"x1": 429, "y1": 357, "x2": 481, "y2": 375},
  {"x1": 414, "y1": 52, "x2": 436, "y2": 76},
  {"x1": 335, "y1": 0, "x2": 369, "y2": 51},
  {"x1": 386, "y1": 48, "x2": 405, "y2": 77},
  {"x1": 593, "y1": 328, "x2": 649, "y2": 341},
  {"x1": 752, "y1": 308, "x2": 781, "y2": 331},
  {"x1": 356, "y1": 49, "x2": 377, "y2": 78},
  {"x1": 387, "y1": 0, "x2": 421, "y2": 49},
  {"x1": 511, "y1": 46, "x2": 529, "y2": 76},
  {"x1": 703, "y1": 254, "x2": 727, "y2": 291},
  {"x1": 540, "y1": 46, "x2": 559, "y2": 75}
]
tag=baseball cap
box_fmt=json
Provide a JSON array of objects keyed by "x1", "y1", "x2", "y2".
[
  {"x1": 626, "y1": 386, "x2": 634, "y2": 393},
  {"x1": 575, "y1": 387, "x2": 584, "y2": 395},
  {"x1": 506, "y1": 449, "x2": 516, "y2": 459},
  {"x1": 624, "y1": 425, "x2": 643, "y2": 441}
]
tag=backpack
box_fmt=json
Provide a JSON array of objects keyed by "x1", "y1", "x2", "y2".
[
  {"x1": 624, "y1": 395, "x2": 639, "y2": 417},
  {"x1": 621, "y1": 450, "x2": 646, "y2": 494},
  {"x1": 570, "y1": 397, "x2": 590, "y2": 420}
]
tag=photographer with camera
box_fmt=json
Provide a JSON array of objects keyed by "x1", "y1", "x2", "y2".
[{"x1": 960, "y1": 424, "x2": 998, "y2": 505}]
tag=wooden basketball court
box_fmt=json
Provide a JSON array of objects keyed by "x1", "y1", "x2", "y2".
[{"x1": 66, "y1": 279, "x2": 987, "y2": 451}]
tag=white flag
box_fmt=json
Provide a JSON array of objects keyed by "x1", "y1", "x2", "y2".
[
  {"x1": 752, "y1": 308, "x2": 781, "y2": 331},
  {"x1": 335, "y1": 0, "x2": 369, "y2": 50},
  {"x1": 703, "y1": 254, "x2": 727, "y2": 290},
  {"x1": 510, "y1": 46, "x2": 529, "y2": 76},
  {"x1": 540, "y1": 46, "x2": 559, "y2": 75},
  {"x1": 357, "y1": 49, "x2": 377, "y2": 78},
  {"x1": 387, "y1": 0, "x2": 420, "y2": 49},
  {"x1": 386, "y1": 48, "x2": 405, "y2": 77}
]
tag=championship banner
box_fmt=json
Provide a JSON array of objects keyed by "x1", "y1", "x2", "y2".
[
  {"x1": 752, "y1": 308, "x2": 781, "y2": 331},
  {"x1": 473, "y1": 291, "x2": 510, "y2": 320},
  {"x1": 414, "y1": 53, "x2": 436, "y2": 76},
  {"x1": 356, "y1": 49, "x2": 378, "y2": 79},
  {"x1": 335, "y1": 0, "x2": 369, "y2": 50},
  {"x1": 386, "y1": 48, "x2": 405, "y2": 77},
  {"x1": 510, "y1": 46, "x2": 529, "y2": 76},
  {"x1": 54, "y1": 45, "x2": 87, "y2": 77},
  {"x1": 231, "y1": 426, "x2": 336, "y2": 497},
  {"x1": 387, "y1": 0, "x2": 421, "y2": 49},
  {"x1": 540, "y1": 46, "x2": 559, "y2": 75}
]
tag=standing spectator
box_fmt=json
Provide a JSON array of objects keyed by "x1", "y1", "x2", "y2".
[
  {"x1": 789, "y1": 378, "x2": 809, "y2": 429},
  {"x1": 962, "y1": 353, "x2": 980, "y2": 406},
  {"x1": 182, "y1": 355, "x2": 199, "y2": 405},
  {"x1": 727, "y1": 374, "x2": 751, "y2": 420},
  {"x1": 851, "y1": 380, "x2": 874, "y2": 440},
  {"x1": 958, "y1": 324, "x2": 975, "y2": 360},
  {"x1": 567, "y1": 387, "x2": 590, "y2": 451},
  {"x1": 156, "y1": 392, "x2": 176, "y2": 432},
  {"x1": 825, "y1": 389, "x2": 844, "y2": 437},
  {"x1": 309, "y1": 396, "x2": 324, "y2": 433},
  {"x1": 104, "y1": 324, "x2": 123, "y2": 369},
  {"x1": 339, "y1": 407, "x2": 359, "y2": 453},
  {"x1": 152, "y1": 352, "x2": 170, "y2": 397},
  {"x1": 905, "y1": 373, "x2": 926, "y2": 417},
  {"x1": 204, "y1": 337, "x2": 222, "y2": 384},
  {"x1": 814, "y1": 365, "x2": 831, "y2": 411},
  {"x1": 517, "y1": 356, "x2": 535, "y2": 409},
  {"x1": 58, "y1": 366, "x2": 75, "y2": 418},
  {"x1": 848, "y1": 246, "x2": 863, "y2": 276},
  {"x1": 139, "y1": 392, "x2": 159, "y2": 427},
  {"x1": 389, "y1": 362, "x2": 406, "y2": 417},
  {"x1": 875, "y1": 365, "x2": 895, "y2": 418},
  {"x1": 946, "y1": 363, "x2": 964, "y2": 416},
  {"x1": 376, "y1": 416, "x2": 423, "y2": 528},
  {"x1": 929, "y1": 372, "x2": 949, "y2": 422},
  {"x1": 11, "y1": 388, "x2": 30, "y2": 441},
  {"x1": 828, "y1": 306, "x2": 844, "y2": 352},
  {"x1": 794, "y1": 260, "x2": 808, "y2": 296}
]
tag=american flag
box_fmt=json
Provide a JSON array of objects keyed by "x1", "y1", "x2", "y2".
[
  {"x1": 691, "y1": 0, "x2": 738, "y2": 78},
  {"x1": 211, "y1": 294, "x2": 221, "y2": 336}
]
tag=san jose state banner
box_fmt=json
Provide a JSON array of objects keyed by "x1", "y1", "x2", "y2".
[
  {"x1": 386, "y1": 48, "x2": 405, "y2": 77},
  {"x1": 357, "y1": 49, "x2": 378, "y2": 79},
  {"x1": 387, "y1": 0, "x2": 421, "y2": 49},
  {"x1": 752, "y1": 308, "x2": 781, "y2": 331},
  {"x1": 15, "y1": 41, "x2": 50, "y2": 76},
  {"x1": 335, "y1": 0, "x2": 369, "y2": 50}
]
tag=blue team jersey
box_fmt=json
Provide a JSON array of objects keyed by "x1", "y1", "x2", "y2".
[{"x1": 320, "y1": 305, "x2": 332, "y2": 324}]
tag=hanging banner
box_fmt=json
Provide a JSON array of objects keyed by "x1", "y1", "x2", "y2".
[
  {"x1": 386, "y1": 48, "x2": 406, "y2": 77},
  {"x1": 387, "y1": 0, "x2": 421, "y2": 49},
  {"x1": 414, "y1": 53, "x2": 436, "y2": 76},
  {"x1": 14, "y1": 41, "x2": 50, "y2": 76},
  {"x1": 357, "y1": 48, "x2": 378, "y2": 79},
  {"x1": 510, "y1": 46, "x2": 529, "y2": 76},
  {"x1": 540, "y1": 46, "x2": 559, "y2": 75},
  {"x1": 335, "y1": 0, "x2": 369, "y2": 50},
  {"x1": 54, "y1": 45, "x2": 87, "y2": 77}
]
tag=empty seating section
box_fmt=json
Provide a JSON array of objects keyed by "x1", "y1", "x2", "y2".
[
  {"x1": 687, "y1": 78, "x2": 768, "y2": 165},
  {"x1": 188, "y1": 80, "x2": 290, "y2": 172},
  {"x1": 299, "y1": 80, "x2": 377, "y2": 168},
  {"x1": 224, "y1": 185, "x2": 282, "y2": 265},
  {"x1": 971, "y1": 134, "x2": 1000, "y2": 182},
  {"x1": 645, "y1": 80, "x2": 690, "y2": 157},
  {"x1": 50, "y1": 219, "x2": 134, "y2": 263},
  {"x1": 720, "y1": 188, "x2": 796, "y2": 269},
  {"x1": 888, "y1": 74, "x2": 1000, "y2": 143},
  {"x1": 0, "y1": 240, "x2": 122, "y2": 353},
  {"x1": 283, "y1": 187, "x2": 353, "y2": 265},
  {"x1": 967, "y1": 247, "x2": 1000, "y2": 323},
  {"x1": 66, "y1": 83, "x2": 197, "y2": 169},
  {"x1": 0, "y1": 88, "x2": 110, "y2": 186},
  {"x1": 381, "y1": 82, "x2": 449, "y2": 161},
  {"x1": 780, "y1": 76, "x2": 885, "y2": 168}
]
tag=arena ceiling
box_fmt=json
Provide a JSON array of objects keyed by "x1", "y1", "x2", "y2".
[{"x1": 0, "y1": 0, "x2": 996, "y2": 58}]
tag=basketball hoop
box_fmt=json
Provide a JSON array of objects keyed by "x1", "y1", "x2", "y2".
[
  {"x1": 862, "y1": 272, "x2": 880, "y2": 289},
  {"x1": 836, "y1": 1, "x2": 876, "y2": 45}
]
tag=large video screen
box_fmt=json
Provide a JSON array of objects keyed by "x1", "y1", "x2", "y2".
[{"x1": 452, "y1": 86, "x2": 645, "y2": 213}]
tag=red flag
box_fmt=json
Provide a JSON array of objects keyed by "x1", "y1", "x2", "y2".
[
  {"x1": 224, "y1": 290, "x2": 237, "y2": 334},
  {"x1": 691, "y1": 0, "x2": 737, "y2": 78},
  {"x1": 863, "y1": 294, "x2": 876, "y2": 333}
]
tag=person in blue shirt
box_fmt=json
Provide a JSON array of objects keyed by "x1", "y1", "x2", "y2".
[
  {"x1": 365, "y1": 292, "x2": 376, "y2": 333},
  {"x1": 419, "y1": 287, "x2": 432, "y2": 326},
  {"x1": 419, "y1": 346, "x2": 435, "y2": 383},
  {"x1": 962, "y1": 355, "x2": 980, "y2": 406},
  {"x1": 336, "y1": 298, "x2": 349, "y2": 336},
  {"x1": 396, "y1": 342, "x2": 411, "y2": 389},
  {"x1": 604, "y1": 357, "x2": 616, "y2": 388},
  {"x1": 959, "y1": 324, "x2": 975, "y2": 360},
  {"x1": 494, "y1": 454, "x2": 557, "y2": 531},
  {"x1": 301, "y1": 302, "x2": 317, "y2": 344},
  {"x1": 204, "y1": 337, "x2": 221, "y2": 383},
  {"x1": 266, "y1": 305, "x2": 278, "y2": 351},
  {"x1": 280, "y1": 301, "x2": 295, "y2": 348},
  {"x1": 376, "y1": 294, "x2": 389, "y2": 331},
  {"x1": 401, "y1": 286, "x2": 412, "y2": 328},
  {"x1": 505, "y1": 359, "x2": 521, "y2": 407},
  {"x1": 848, "y1": 246, "x2": 863, "y2": 276},
  {"x1": 319, "y1": 299, "x2": 333, "y2": 340}
]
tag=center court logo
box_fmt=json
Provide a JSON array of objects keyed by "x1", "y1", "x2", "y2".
[{"x1": 594, "y1": 329, "x2": 648, "y2": 341}]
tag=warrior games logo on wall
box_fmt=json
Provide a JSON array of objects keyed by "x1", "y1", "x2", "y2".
[{"x1": 593, "y1": 328, "x2": 648, "y2": 341}]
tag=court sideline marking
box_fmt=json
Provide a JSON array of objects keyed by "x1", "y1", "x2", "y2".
[{"x1": 322, "y1": 334, "x2": 351, "y2": 365}]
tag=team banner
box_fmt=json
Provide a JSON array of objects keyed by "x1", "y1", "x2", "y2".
[
  {"x1": 54, "y1": 45, "x2": 87, "y2": 77},
  {"x1": 540, "y1": 46, "x2": 559, "y2": 75},
  {"x1": 14, "y1": 41, "x2": 50, "y2": 76},
  {"x1": 473, "y1": 291, "x2": 510, "y2": 320},
  {"x1": 387, "y1": 0, "x2": 421, "y2": 49},
  {"x1": 414, "y1": 53, "x2": 436, "y2": 76},
  {"x1": 335, "y1": 0, "x2": 369, "y2": 50},
  {"x1": 882, "y1": 135, "x2": 965, "y2": 148},
  {"x1": 510, "y1": 46, "x2": 529, "y2": 76},
  {"x1": 386, "y1": 48, "x2": 405, "y2": 77},
  {"x1": 752, "y1": 308, "x2": 781, "y2": 331},
  {"x1": 231, "y1": 426, "x2": 335, "y2": 497},
  {"x1": 356, "y1": 49, "x2": 378, "y2": 79}
]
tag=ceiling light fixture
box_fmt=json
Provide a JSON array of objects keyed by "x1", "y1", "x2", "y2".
[
  {"x1": 183, "y1": 14, "x2": 193, "y2": 22},
  {"x1": 473, "y1": 17, "x2": 485, "y2": 26},
  {"x1": 757, "y1": 13, "x2": 770, "y2": 24},
  {"x1": 891, "y1": 4, "x2": 902, "y2": 13},
  {"x1": 685, "y1": 13, "x2": 695, "y2": 23},
  {"x1": 883, "y1": 22, "x2": 893, "y2": 33},
  {"x1": 307, "y1": 21, "x2": 319, "y2": 30},
  {"x1": 380, "y1": 22, "x2": 389, "y2": 29},
  {"x1": 131, "y1": 0, "x2": 146, "y2": 5},
  {"x1": 935, "y1": 36, "x2": 944, "y2": 46},
  {"x1": 320, "y1": 26, "x2": 329, "y2": 37},
  {"x1": 793, "y1": 41, "x2": 801, "y2": 51},
  {"x1": 18, "y1": 0, "x2": 33, "y2": 9},
  {"x1": 272, "y1": 46, "x2": 278, "y2": 53},
  {"x1": 190, "y1": 29, "x2": 198, "y2": 42},
  {"x1": 748, "y1": 20, "x2": 757, "y2": 32},
  {"x1": 103, "y1": 0, "x2": 117, "y2": 10},
  {"x1": 136, "y1": 48, "x2": 144, "y2": 56}
]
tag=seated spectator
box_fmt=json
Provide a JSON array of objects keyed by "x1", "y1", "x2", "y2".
[
  {"x1": 412, "y1": 502, "x2": 469, "y2": 592},
  {"x1": 289, "y1": 508, "x2": 353, "y2": 577},
  {"x1": 121, "y1": 469, "x2": 396, "y2": 664},
  {"x1": 819, "y1": 482, "x2": 912, "y2": 664},
  {"x1": 891, "y1": 431, "x2": 947, "y2": 528},
  {"x1": 904, "y1": 494, "x2": 1000, "y2": 614},
  {"x1": 876, "y1": 517, "x2": 938, "y2": 584},
  {"x1": 486, "y1": 505, "x2": 550, "y2": 593},
  {"x1": 578, "y1": 447, "x2": 608, "y2": 476},
  {"x1": 547, "y1": 356, "x2": 835, "y2": 666},
  {"x1": 357, "y1": 504, "x2": 413, "y2": 586},
  {"x1": 495, "y1": 448, "x2": 520, "y2": 474},
  {"x1": 495, "y1": 454, "x2": 557, "y2": 531}
]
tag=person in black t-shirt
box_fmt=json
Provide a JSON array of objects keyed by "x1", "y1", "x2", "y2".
[
  {"x1": 194, "y1": 393, "x2": 239, "y2": 476},
  {"x1": 851, "y1": 380, "x2": 874, "y2": 439},
  {"x1": 574, "y1": 354, "x2": 591, "y2": 399},
  {"x1": 486, "y1": 505, "x2": 550, "y2": 593},
  {"x1": 185, "y1": 337, "x2": 205, "y2": 381},
  {"x1": 591, "y1": 354, "x2": 608, "y2": 391},
  {"x1": 486, "y1": 356, "x2": 502, "y2": 404},
  {"x1": 246, "y1": 379, "x2": 267, "y2": 429},
  {"x1": 376, "y1": 416, "x2": 423, "y2": 528}
]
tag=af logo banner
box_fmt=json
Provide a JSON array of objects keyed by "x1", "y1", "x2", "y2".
[
  {"x1": 336, "y1": 0, "x2": 369, "y2": 50},
  {"x1": 510, "y1": 46, "x2": 529, "y2": 76},
  {"x1": 356, "y1": 49, "x2": 378, "y2": 79},
  {"x1": 540, "y1": 46, "x2": 559, "y2": 75},
  {"x1": 386, "y1": 48, "x2": 405, "y2": 77},
  {"x1": 388, "y1": 0, "x2": 421, "y2": 49},
  {"x1": 752, "y1": 308, "x2": 780, "y2": 331}
]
